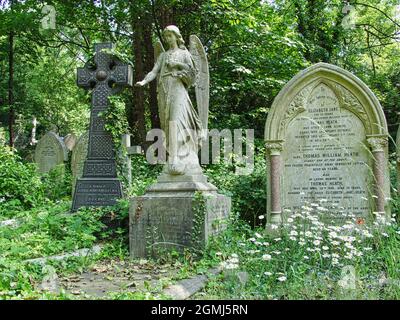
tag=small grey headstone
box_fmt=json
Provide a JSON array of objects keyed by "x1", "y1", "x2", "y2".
[{"x1": 34, "y1": 131, "x2": 68, "y2": 174}]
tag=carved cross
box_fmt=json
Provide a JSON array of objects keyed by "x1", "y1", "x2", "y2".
[{"x1": 72, "y1": 43, "x2": 133, "y2": 212}]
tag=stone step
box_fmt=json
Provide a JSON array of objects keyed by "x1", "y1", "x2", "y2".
[
  {"x1": 25, "y1": 244, "x2": 103, "y2": 265},
  {"x1": 162, "y1": 267, "x2": 222, "y2": 300}
]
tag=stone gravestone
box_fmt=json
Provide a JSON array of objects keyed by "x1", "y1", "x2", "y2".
[
  {"x1": 71, "y1": 131, "x2": 89, "y2": 197},
  {"x1": 265, "y1": 63, "x2": 390, "y2": 225},
  {"x1": 64, "y1": 133, "x2": 77, "y2": 151},
  {"x1": 71, "y1": 43, "x2": 133, "y2": 211},
  {"x1": 34, "y1": 131, "x2": 68, "y2": 174}
]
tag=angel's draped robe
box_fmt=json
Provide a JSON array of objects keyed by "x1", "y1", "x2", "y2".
[{"x1": 145, "y1": 47, "x2": 203, "y2": 175}]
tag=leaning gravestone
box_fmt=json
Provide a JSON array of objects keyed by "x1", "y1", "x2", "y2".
[
  {"x1": 71, "y1": 132, "x2": 89, "y2": 196},
  {"x1": 34, "y1": 131, "x2": 68, "y2": 174},
  {"x1": 64, "y1": 133, "x2": 77, "y2": 151},
  {"x1": 265, "y1": 63, "x2": 390, "y2": 225},
  {"x1": 71, "y1": 43, "x2": 133, "y2": 211}
]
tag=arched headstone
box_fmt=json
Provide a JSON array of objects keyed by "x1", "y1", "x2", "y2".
[
  {"x1": 34, "y1": 132, "x2": 68, "y2": 174},
  {"x1": 265, "y1": 63, "x2": 390, "y2": 225}
]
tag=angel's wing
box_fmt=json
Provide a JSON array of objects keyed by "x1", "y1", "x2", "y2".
[
  {"x1": 154, "y1": 40, "x2": 165, "y2": 64},
  {"x1": 189, "y1": 35, "x2": 209, "y2": 133},
  {"x1": 154, "y1": 40, "x2": 165, "y2": 83}
]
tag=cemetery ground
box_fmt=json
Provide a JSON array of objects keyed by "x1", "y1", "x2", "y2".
[{"x1": 1, "y1": 144, "x2": 400, "y2": 300}]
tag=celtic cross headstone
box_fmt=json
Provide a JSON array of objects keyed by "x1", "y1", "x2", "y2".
[{"x1": 72, "y1": 43, "x2": 133, "y2": 211}]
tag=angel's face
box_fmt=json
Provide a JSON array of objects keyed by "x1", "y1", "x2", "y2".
[{"x1": 164, "y1": 31, "x2": 177, "y2": 48}]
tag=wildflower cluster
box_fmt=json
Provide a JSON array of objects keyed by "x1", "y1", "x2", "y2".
[
  {"x1": 220, "y1": 253, "x2": 240, "y2": 270},
  {"x1": 217, "y1": 200, "x2": 399, "y2": 290}
]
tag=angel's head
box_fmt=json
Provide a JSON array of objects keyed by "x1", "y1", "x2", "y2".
[{"x1": 163, "y1": 25, "x2": 185, "y2": 49}]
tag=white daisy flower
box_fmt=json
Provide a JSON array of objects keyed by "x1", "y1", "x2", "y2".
[{"x1": 262, "y1": 254, "x2": 272, "y2": 261}]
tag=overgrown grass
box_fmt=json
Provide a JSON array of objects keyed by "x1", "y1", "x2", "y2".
[
  {"x1": 1, "y1": 144, "x2": 400, "y2": 300},
  {"x1": 195, "y1": 205, "x2": 400, "y2": 300},
  {"x1": 0, "y1": 200, "x2": 130, "y2": 299}
]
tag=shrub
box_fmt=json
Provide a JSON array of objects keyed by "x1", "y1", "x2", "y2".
[
  {"x1": 204, "y1": 141, "x2": 266, "y2": 227},
  {"x1": 0, "y1": 146, "x2": 45, "y2": 210}
]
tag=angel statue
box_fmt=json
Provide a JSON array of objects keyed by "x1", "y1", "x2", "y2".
[{"x1": 135, "y1": 25, "x2": 209, "y2": 176}]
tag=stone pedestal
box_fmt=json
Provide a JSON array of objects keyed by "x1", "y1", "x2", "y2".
[{"x1": 129, "y1": 174, "x2": 231, "y2": 258}]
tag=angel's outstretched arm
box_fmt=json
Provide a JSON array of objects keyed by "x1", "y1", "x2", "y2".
[{"x1": 135, "y1": 54, "x2": 162, "y2": 87}]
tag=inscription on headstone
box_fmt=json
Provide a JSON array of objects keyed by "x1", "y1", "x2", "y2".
[
  {"x1": 34, "y1": 131, "x2": 68, "y2": 174},
  {"x1": 72, "y1": 43, "x2": 133, "y2": 211},
  {"x1": 130, "y1": 195, "x2": 230, "y2": 257},
  {"x1": 282, "y1": 84, "x2": 371, "y2": 219},
  {"x1": 265, "y1": 63, "x2": 390, "y2": 225}
]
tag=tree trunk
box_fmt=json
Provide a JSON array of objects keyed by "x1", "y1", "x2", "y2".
[
  {"x1": 143, "y1": 19, "x2": 160, "y2": 130},
  {"x1": 159, "y1": 5, "x2": 175, "y2": 28},
  {"x1": 8, "y1": 30, "x2": 15, "y2": 148},
  {"x1": 130, "y1": 19, "x2": 146, "y2": 146}
]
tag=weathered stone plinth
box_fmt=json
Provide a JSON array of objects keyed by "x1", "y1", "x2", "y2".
[{"x1": 129, "y1": 175, "x2": 230, "y2": 258}]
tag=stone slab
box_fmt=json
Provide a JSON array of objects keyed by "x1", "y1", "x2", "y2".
[
  {"x1": 25, "y1": 245, "x2": 103, "y2": 265},
  {"x1": 162, "y1": 267, "x2": 222, "y2": 300}
]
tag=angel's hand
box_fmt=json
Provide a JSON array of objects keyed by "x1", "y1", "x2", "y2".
[
  {"x1": 167, "y1": 60, "x2": 178, "y2": 68},
  {"x1": 176, "y1": 71, "x2": 185, "y2": 79},
  {"x1": 174, "y1": 62, "x2": 188, "y2": 70},
  {"x1": 135, "y1": 80, "x2": 147, "y2": 87}
]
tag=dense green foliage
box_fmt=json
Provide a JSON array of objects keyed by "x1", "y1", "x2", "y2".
[
  {"x1": 0, "y1": 146, "x2": 44, "y2": 208},
  {"x1": 1, "y1": 0, "x2": 400, "y2": 300},
  {"x1": 1, "y1": 0, "x2": 400, "y2": 142},
  {"x1": 0, "y1": 145, "x2": 73, "y2": 213},
  {"x1": 0, "y1": 201, "x2": 129, "y2": 299}
]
